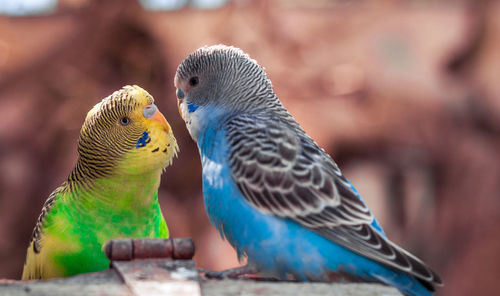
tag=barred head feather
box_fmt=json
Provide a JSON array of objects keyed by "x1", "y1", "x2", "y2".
[
  {"x1": 68, "y1": 85, "x2": 175, "y2": 189},
  {"x1": 175, "y1": 45, "x2": 283, "y2": 114}
]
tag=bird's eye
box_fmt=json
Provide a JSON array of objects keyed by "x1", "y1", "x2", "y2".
[
  {"x1": 120, "y1": 117, "x2": 131, "y2": 126},
  {"x1": 189, "y1": 76, "x2": 199, "y2": 87}
]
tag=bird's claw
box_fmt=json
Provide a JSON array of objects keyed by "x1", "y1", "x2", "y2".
[
  {"x1": 198, "y1": 265, "x2": 257, "y2": 280},
  {"x1": 198, "y1": 268, "x2": 240, "y2": 279}
]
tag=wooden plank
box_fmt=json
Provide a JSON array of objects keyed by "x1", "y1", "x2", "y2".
[
  {"x1": 112, "y1": 259, "x2": 201, "y2": 296},
  {"x1": 0, "y1": 269, "x2": 132, "y2": 296},
  {"x1": 201, "y1": 279, "x2": 402, "y2": 296}
]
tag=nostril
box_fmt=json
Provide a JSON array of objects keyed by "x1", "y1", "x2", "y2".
[{"x1": 176, "y1": 88, "x2": 185, "y2": 99}]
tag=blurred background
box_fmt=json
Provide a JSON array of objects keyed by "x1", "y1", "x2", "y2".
[{"x1": 0, "y1": 0, "x2": 499, "y2": 295}]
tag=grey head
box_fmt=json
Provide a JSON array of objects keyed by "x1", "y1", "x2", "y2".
[{"x1": 174, "y1": 45, "x2": 278, "y2": 114}]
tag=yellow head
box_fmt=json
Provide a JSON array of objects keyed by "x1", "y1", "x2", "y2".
[{"x1": 73, "y1": 85, "x2": 178, "y2": 181}]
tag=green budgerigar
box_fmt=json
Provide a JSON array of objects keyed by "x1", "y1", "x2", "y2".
[{"x1": 22, "y1": 85, "x2": 178, "y2": 280}]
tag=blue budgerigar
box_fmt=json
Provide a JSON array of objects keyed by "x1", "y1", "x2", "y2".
[{"x1": 174, "y1": 45, "x2": 442, "y2": 296}]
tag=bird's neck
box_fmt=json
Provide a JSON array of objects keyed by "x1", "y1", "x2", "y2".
[
  {"x1": 64, "y1": 167, "x2": 163, "y2": 215},
  {"x1": 197, "y1": 121, "x2": 226, "y2": 160},
  {"x1": 183, "y1": 104, "x2": 232, "y2": 145}
]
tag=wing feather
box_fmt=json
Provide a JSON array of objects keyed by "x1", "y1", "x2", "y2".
[
  {"x1": 22, "y1": 186, "x2": 65, "y2": 279},
  {"x1": 226, "y1": 114, "x2": 442, "y2": 289}
]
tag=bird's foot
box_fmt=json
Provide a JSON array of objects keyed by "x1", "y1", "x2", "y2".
[{"x1": 198, "y1": 264, "x2": 258, "y2": 280}]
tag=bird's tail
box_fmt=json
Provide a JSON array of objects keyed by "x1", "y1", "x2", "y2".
[{"x1": 371, "y1": 273, "x2": 433, "y2": 296}]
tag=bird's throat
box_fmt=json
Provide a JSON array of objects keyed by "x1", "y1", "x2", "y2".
[{"x1": 67, "y1": 169, "x2": 163, "y2": 212}]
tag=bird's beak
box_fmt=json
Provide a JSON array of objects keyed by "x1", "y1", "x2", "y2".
[
  {"x1": 175, "y1": 87, "x2": 186, "y2": 121},
  {"x1": 143, "y1": 103, "x2": 170, "y2": 132},
  {"x1": 151, "y1": 109, "x2": 170, "y2": 132},
  {"x1": 177, "y1": 99, "x2": 184, "y2": 121}
]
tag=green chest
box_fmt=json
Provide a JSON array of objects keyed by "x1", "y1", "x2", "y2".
[{"x1": 42, "y1": 189, "x2": 168, "y2": 277}]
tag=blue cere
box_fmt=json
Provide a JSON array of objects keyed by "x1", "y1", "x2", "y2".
[{"x1": 136, "y1": 131, "x2": 150, "y2": 148}]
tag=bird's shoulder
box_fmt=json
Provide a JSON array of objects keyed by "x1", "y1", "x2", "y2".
[{"x1": 225, "y1": 112, "x2": 365, "y2": 220}]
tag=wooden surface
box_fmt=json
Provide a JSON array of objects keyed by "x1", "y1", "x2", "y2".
[
  {"x1": 201, "y1": 280, "x2": 401, "y2": 296},
  {"x1": 0, "y1": 259, "x2": 401, "y2": 296}
]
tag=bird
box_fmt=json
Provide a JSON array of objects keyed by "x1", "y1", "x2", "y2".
[
  {"x1": 174, "y1": 45, "x2": 443, "y2": 296},
  {"x1": 22, "y1": 85, "x2": 178, "y2": 280}
]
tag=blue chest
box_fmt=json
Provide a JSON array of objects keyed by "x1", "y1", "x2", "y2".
[{"x1": 198, "y1": 127, "x2": 357, "y2": 279}]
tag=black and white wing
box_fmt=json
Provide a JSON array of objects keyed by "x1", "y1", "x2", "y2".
[{"x1": 225, "y1": 114, "x2": 442, "y2": 290}]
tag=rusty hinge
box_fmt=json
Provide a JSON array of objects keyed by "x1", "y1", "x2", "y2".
[
  {"x1": 105, "y1": 238, "x2": 201, "y2": 296},
  {"x1": 105, "y1": 238, "x2": 195, "y2": 261}
]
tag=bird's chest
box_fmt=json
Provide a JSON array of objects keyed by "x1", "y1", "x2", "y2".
[
  {"x1": 41, "y1": 197, "x2": 160, "y2": 276},
  {"x1": 199, "y1": 131, "x2": 290, "y2": 258},
  {"x1": 199, "y1": 132, "x2": 240, "y2": 233},
  {"x1": 200, "y1": 154, "x2": 263, "y2": 260}
]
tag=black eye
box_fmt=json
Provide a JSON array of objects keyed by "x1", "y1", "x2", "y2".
[
  {"x1": 189, "y1": 76, "x2": 199, "y2": 86},
  {"x1": 120, "y1": 117, "x2": 131, "y2": 126}
]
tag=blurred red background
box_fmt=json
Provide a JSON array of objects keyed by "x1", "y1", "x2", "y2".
[{"x1": 1, "y1": 1, "x2": 499, "y2": 295}]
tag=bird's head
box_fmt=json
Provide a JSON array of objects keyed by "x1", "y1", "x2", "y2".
[
  {"x1": 174, "y1": 45, "x2": 277, "y2": 140},
  {"x1": 74, "y1": 85, "x2": 178, "y2": 181}
]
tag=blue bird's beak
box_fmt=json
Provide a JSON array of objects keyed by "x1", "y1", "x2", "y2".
[
  {"x1": 176, "y1": 88, "x2": 185, "y2": 99},
  {"x1": 176, "y1": 88, "x2": 186, "y2": 121},
  {"x1": 177, "y1": 98, "x2": 184, "y2": 121}
]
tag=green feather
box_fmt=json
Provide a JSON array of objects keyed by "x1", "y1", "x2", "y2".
[{"x1": 44, "y1": 171, "x2": 168, "y2": 277}]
